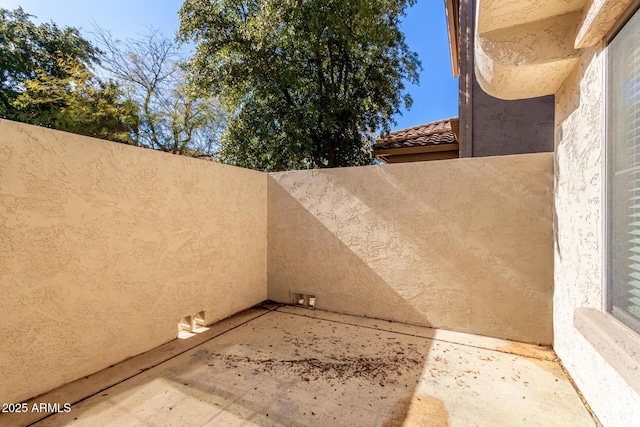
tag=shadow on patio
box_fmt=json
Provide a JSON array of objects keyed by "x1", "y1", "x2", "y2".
[{"x1": 3, "y1": 304, "x2": 595, "y2": 427}]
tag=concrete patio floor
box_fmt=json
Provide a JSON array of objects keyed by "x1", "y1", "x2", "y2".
[{"x1": 4, "y1": 303, "x2": 596, "y2": 427}]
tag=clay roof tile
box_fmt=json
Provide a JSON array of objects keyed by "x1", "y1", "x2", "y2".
[{"x1": 373, "y1": 117, "x2": 459, "y2": 150}]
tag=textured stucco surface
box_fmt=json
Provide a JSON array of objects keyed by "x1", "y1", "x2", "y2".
[
  {"x1": 477, "y1": 0, "x2": 586, "y2": 34},
  {"x1": 268, "y1": 154, "x2": 554, "y2": 345},
  {"x1": 553, "y1": 46, "x2": 640, "y2": 426},
  {"x1": 475, "y1": 0, "x2": 638, "y2": 100},
  {"x1": 470, "y1": 77, "x2": 554, "y2": 157},
  {"x1": 0, "y1": 120, "x2": 268, "y2": 403},
  {"x1": 459, "y1": 0, "x2": 555, "y2": 158},
  {"x1": 475, "y1": 12, "x2": 581, "y2": 100},
  {"x1": 575, "y1": 0, "x2": 637, "y2": 48}
]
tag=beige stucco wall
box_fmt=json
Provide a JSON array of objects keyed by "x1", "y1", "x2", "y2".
[
  {"x1": 0, "y1": 120, "x2": 267, "y2": 403},
  {"x1": 554, "y1": 45, "x2": 640, "y2": 426},
  {"x1": 268, "y1": 154, "x2": 554, "y2": 344}
]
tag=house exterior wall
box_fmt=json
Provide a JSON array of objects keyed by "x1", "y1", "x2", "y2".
[
  {"x1": 470, "y1": 77, "x2": 555, "y2": 157},
  {"x1": 459, "y1": 0, "x2": 555, "y2": 158},
  {"x1": 0, "y1": 120, "x2": 268, "y2": 403},
  {"x1": 472, "y1": 0, "x2": 640, "y2": 424},
  {"x1": 268, "y1": 154, "x2": 554, "y2": 344},
  {"x1": 554, "y1": 44, "x2": 640, "y2": 426}
]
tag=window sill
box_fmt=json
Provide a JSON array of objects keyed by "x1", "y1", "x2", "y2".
[{"x1": 574, "y1": 308, "x2": 640, "y2": 395}]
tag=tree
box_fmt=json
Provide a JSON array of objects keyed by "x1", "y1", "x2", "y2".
[
  {"x1": 179, "y1": 0, "x2": 420, "y2": 171},
  {"x1": 0, "y1": 8, "x2": 139, "y2": 142},
  {"x1": 13, "y1": 56, "x2": 138, "y2": 144},
  {"x1": 93, "y1": 27, "x2": 224, "y2": 156},
  {"x1": 0, "y1": 8, "x2": 95, "y2": 116}
]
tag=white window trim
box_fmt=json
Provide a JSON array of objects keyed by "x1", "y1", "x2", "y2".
[
  {"x1": 603, "y1": 2, "x2": 640, "y2": 335},
  {"x1": 574, "y1": 309, "x2": 640, "y2": 394}
]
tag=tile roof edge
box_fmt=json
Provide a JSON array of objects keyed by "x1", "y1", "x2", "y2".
[{"x1": 376, "y1": 117, "x2": 459, "y2": 139}]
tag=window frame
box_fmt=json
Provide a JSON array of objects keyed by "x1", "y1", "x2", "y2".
[{"x1": 604, "y1": 2, "x2": 640, "y2": 336}]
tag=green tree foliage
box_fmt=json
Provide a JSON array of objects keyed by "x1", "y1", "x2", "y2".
[
  {"x1": 13, "y1": 57, "x2": 138, "y2": 143},
  {"x1": 179, "y1": 0, "x2": 421, "y2": 171},
  {"x1": 93, "y1": 27, "x2": 225, "y2": 156},
  {"x1": 0, "y1": 8, "x2": 138, "y2": 143},
  {"x1": 0, "y1": 8, "x2": 95, "y2": 115}
]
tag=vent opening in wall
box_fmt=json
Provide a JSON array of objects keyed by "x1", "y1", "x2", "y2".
[
  {"x1": 291, "y1": 292, "x2": 316, "y2": 309},
  {"x1": 195, "y1": 311, "x2": 205, "y2": 327},
  {"x1": 178, "y1": 311, "x2": 210, "y2": 339}
]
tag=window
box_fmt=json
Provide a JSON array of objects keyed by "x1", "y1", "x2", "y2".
[{"x1": 607, "y1": 5, "x2": 640, "y2": 335}]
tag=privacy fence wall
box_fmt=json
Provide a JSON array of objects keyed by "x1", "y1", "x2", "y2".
[
  {"x1": 1, "y1": 120, "x2": 553, "y2": 403},
  {"x1": 268, "y1": 155, "x2": 553, "y2": 344},
  {"x1": 0, "y1": 120, "x2": 268, "y2": 402}
]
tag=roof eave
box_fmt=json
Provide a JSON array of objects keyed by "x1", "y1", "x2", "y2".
[
  {"x1": 444, "y1": 0, "x2": 460, "y2": 78},
  {"x1": 373, "y1": 143, "x2": 460, "y2": 157}
]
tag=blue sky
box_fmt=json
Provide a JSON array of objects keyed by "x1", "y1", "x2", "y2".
[{"x1": 2, "y1": 0, "x2": 458, "y2": 131}]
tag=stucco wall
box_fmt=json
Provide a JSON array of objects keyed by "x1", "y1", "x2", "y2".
[
  {"x1": 268, "y1": 154, "x2": 554, "y2": 344},
  {"x1": 554, "y1": 46, "x2": 640, "y2": 425},
  {"x1": 471, "y1": 77, "x2": 555, "y2": 157},
  {"x1": 459, "y1": 0, "x2": 555, "y2": 158},
  {"x1": 0, "y1": 120, "x2": 268, "y2": 403}
]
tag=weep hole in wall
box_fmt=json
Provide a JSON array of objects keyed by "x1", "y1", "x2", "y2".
[
  {"x1": 291, "y1": 292, "x2": 316, "y2": 309},
  {"x1": 178, "y1": 311, "x2": 208, "y2": 339}
]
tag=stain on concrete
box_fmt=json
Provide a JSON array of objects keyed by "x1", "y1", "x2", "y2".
[
  {"x1": 403, "y1": 395, "x2": 450, "y2": 427},
  {"x1": 382, "y1": 397, "x2": 412, "y2": 427},
  {"x1": 531, "y1": 358, "x2": 568, "y2": 381},
  {"x1": 497, "y1": 342, "x2": 556, "y2": 361}
]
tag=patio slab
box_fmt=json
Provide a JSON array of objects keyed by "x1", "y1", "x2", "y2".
[{"x1": 3, "y1": 304, "x2": 596, "y2": 427}]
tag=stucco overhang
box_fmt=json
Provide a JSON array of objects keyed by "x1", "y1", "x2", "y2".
[
  {"x1": 475, "y1": 0, "x2": 637, "y2": 100},
  {"x1": 475, "y1": 12, "x2": 581, "y2": 100},
  {"x1": 575, "y1": 0, "x2": 639, "y2": 48}
]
